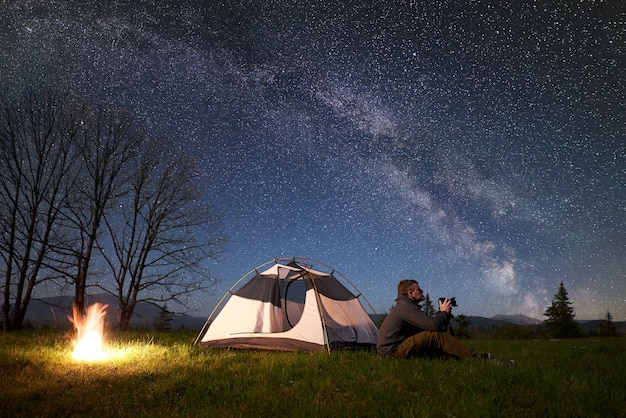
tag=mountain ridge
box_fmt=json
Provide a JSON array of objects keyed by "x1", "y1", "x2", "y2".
[
  {"x1": 17, "y1": 294, "x2": 626, "y2": 335},
  {"x1": 21, "y1": 293, "x2": 206, "y2": 330}
]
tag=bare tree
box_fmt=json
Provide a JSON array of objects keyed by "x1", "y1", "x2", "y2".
[
  {"x1": 59, "y1": 106, "x2": 141, "y2": 322},
  {"x1": 100, "y1": 139, "x2": 223, "y2": 329},
  {"x1": 0, "y1": 90, "x2": 81, "y2": 331},
  {"x1": 1, "y1": 88, "x2": 224, "y2": 332}
]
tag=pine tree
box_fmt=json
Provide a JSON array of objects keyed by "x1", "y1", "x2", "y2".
[
  {"x1": 597, "y1": 310, "x2": 616, "y2": 337},
  {"x1": 543, "y1": 281, "x2": 581, "y2": 338},
  {"x1": 423, "y1": 293, "x2": 436, "y2": 316},
  {"x1": 453, "y1": 314, "x2": 473, "y2": 339},
  {"x1": 154, "y1": 304, "x2": 174, "y2": 332}
]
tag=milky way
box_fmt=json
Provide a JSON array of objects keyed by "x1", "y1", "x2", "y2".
[{"x1": 1, "y1": 0, "x2": 624, "y2": 320}]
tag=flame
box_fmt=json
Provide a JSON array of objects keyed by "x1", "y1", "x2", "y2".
[{"x1": 71, "y1": 303, "x2": 109, "y2": 361}]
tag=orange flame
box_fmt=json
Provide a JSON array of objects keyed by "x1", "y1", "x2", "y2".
[{"x1": 70, "y1": 303, "x2": 109, "y2": 361}]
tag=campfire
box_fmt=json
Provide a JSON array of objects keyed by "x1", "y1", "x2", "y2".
[{"x1": 70, "y1": 303, "x2": 109, "y2": 361}]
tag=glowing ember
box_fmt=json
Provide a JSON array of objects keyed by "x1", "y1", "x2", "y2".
[{"x1": 71, "y1": 303, "x2": 109, "y2": 361}]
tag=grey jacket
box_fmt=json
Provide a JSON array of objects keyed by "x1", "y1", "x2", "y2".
[{"x1": 376, "y1": 294, "x2": 450, "y2": 355}]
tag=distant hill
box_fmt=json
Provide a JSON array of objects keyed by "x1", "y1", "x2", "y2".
[
  {"x1": 578, "y1": 319, "x2": 626, "y2": 335},
  {"x1": 373, "y1": 313, "x2": 543, "y2": 331},
  {"x1": 20, "y1": 296, "x2": 626, "y2": 336},
  {"x1": 22, "y1": 294, "x2": 206, "y2": 330},
  {"x1": 458, "y1": 315, "x2": 626, "y2": 336},
  {"x1": 490, "y1": 314, "x2": 542, "y2": 325},
  {"x1": 459, "y1": 316, "x2": 515, "y2": 329}
]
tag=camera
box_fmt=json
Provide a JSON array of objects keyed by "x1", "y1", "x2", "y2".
[{"x1": 438, "y1": 297, "x2": 457, "y2": 307}]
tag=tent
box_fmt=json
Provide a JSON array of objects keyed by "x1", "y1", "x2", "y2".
[{"x1": 195, "y1": 257, "x2": 379, "y2": 352}]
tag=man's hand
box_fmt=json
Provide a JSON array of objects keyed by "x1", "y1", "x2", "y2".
[{"x1": 439, "y1": 298, "x2": 453, "y2": 314}]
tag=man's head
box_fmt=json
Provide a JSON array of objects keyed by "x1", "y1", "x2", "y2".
[{"x1": 398, "y1": 279, "x2": 425, "y2": 303}]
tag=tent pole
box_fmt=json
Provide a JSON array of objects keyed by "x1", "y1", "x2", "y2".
[
  {"x1": 193, "y1": 260, "x2": 276, "y2": 346},
  {"x1": 306, "y1": 268, "x2": 332, "y2": 354}
]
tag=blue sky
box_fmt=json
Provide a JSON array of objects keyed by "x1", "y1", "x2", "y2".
[{"x1": 2, "y1": 0, "x2": 624, "y2": 320}]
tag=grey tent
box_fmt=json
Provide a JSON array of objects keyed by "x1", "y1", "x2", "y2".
[{"x1": 195, "y1": 257, "x2": 378, "y2": 352}]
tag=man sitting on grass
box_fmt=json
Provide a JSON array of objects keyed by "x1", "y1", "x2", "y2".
[{"x1": 377, "y1": 279, "x2": 513, "y2": 365}]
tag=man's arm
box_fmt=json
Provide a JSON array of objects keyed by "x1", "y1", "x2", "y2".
[{"x1": 399, "y1": 300, "x2": 450, "y2": 331}]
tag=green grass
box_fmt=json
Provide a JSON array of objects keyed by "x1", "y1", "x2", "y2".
[{"x1": 1, "y1": 331, "x2": 624, "y2": 417}]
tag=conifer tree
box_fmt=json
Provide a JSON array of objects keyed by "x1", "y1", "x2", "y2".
[
  {"x1": 543, "y1": 281, "x2": 580, "y2": 338},
  {"x1": 423, "y1": 293, "x2": 436, "y2": 316},
  {"x1": 597, "y1": 310, "x2": 616, "y2": 337},
  {"x1": 154, "y1": 304, "x2": 173, "y2": 332},
  {"x1": 453, "y1": 314, "x2": 473, "y2": 339}
]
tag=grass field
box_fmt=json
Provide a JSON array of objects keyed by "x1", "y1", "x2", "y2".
[{"x1": 1, "y1": 331, "x2": 624, "y2": 417}]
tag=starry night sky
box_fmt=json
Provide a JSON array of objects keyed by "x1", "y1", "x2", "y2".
[{"x1": 1, "y1": 0, "x2": 624, "y2": 320}]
